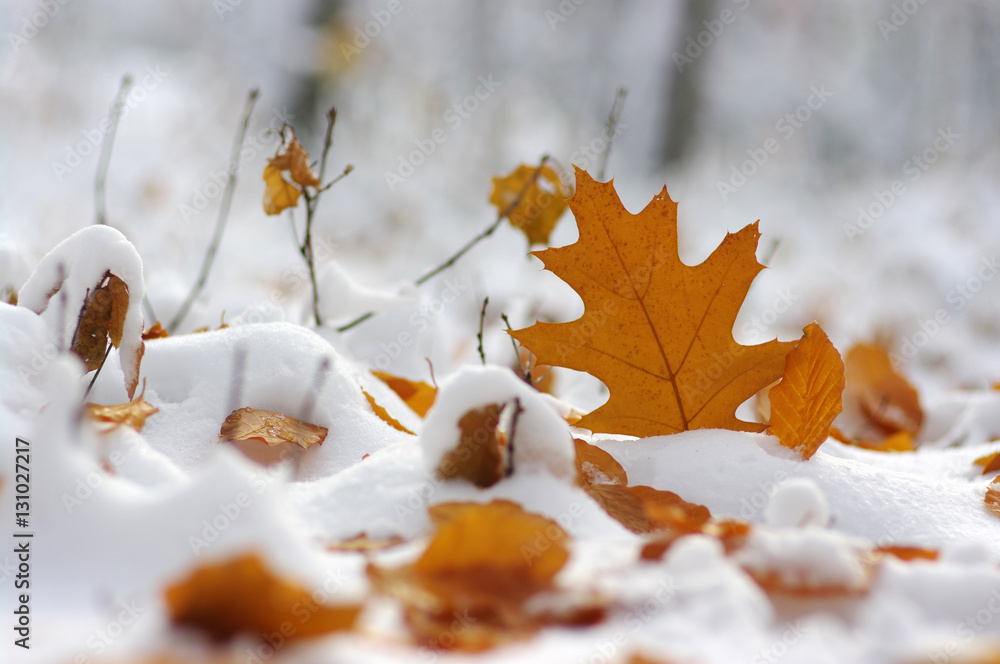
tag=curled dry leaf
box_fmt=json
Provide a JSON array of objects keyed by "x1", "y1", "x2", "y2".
[
  {"x1": 219, "y1": 407, "x2": 327, "y2": 449},
  {"x1": 262, "y1": 164, "x2": 302, "y2": 216},
  {"x1": 85, "y1": 381, "x2": 158, "y2": 432},
  {"x1": 372, "y1": 370, "x2": 437, "y2": 417},
  {"x1": 843, "y1": 343, "x2": 923, "y2": 439},
  {"x1": 511, "y1": 168, "x2": 795, "y2": 437},
  {"x1": 437, "y1": 404, "x2": 506, "y2": 488},
  {"x1": 489, "y1": 163, "x2": 568, "y2": 246},
  {"x1": 574, "y1": 438, "x2": 628, "y2": 486},
  {"x1": 71, "y1": 272, "x2": 130, "y2": 371},
  {"x1": 269, "y1": 136, "x2": 320, "y2": 188},
  {"x1": 768, "y1": 322, "x2": 845, "y2": 460},
  {"x1": 164, "y1": 552, "x2": 360, "y2": 641},
  {"x1": 367, "y1": 500, "x2": 585, "y2": 651},
  {"x1": 362, "y1": 388, "x2": 415, "y2": 435}
]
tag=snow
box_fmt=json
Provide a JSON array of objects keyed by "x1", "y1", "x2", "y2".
[{"x1": 765, "y1": 477, "x2": 830, "y2": 528}]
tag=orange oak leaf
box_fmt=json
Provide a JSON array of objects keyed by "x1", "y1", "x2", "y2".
[
  {"x1": 511, "y1": 167, "x2": 796, "y2": 437},
  {"x1": 490, "y1": 163, "x2": 568, "y2": 245},
  {"x1": 219, "y1": 407, "x2": 327, "y2": 449},
  {"x1": 164, "y1": 552, "x2": 359, "y2": 641},
  {"x1": 372, "y1": 370, "x2": 437, "y2": 417},
  {"x1": 767, "y1": 322, "x2": 845, "y2": 459},
  {"x1": 437, "y1": 404, "x2": 506, "y2": 488},
  {"x1": 362, "y1": 388, "x2": 415, "y2": 435},
  {"x1": 367, "y1": 500, "x2": 592, "y2": 651},
  {"x1": 262, "y1": 164, "x2": 302, "y2": 215},
  {"x1": 85, "y1": 381, "x2": 158, "y2": 432},
  {"x1": 843, "y1": 343, "x2": 923, "y2": 438}
]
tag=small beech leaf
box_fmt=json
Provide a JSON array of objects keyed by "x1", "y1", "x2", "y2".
[{"x1": 219, "y1": 407, "x2": 327, "y2": 449}]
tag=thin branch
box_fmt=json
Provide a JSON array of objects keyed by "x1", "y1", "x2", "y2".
[
  {"x1": 500, "y1": 312, "x2": 531, "y2": 384},
  {"x1": 476, "y1": 296, "x2": 489, "y2": 365},
  {"x1": 596, "y1": 86, "x2": 627, "y2": 182},
  {"x1": 168, "y1": 88, "x2": 259, "y2": 334},
  {"x1": 95, "y1": 75, "x2": 133, "y2": 226},
  {"x1": 299, "y1": 356, "x2": 332, "y2": 422},
  {"x1": 336, "y1": 155, "x2": 551, "y2": 334},
  {"x1": 505, "y1": 396, "x2": 524, "y2": 477},
  {"x1": 83, "y1": 343, "x2": 113, "y2": 400},
  {"x1": 761, "y1": 238, "x2": 781, "y2": 266}
]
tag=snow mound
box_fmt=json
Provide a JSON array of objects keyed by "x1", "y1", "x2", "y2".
[{"x1": 765, "y1": 477, "x2": 830, "y2": 528}]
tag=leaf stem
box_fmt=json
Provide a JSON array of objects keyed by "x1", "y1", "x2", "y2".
[
  {"x1": 168, "y1": 88, "x2": 259, "y2": 334},
  {"x1": 95, "y1": 75, "x2": 133, "y2": 226},
  {"x1": 476, "y1": 296, "x2": 489, "y2": 365},
  {"x1": 596, "y1": 86, "x2": 627, "y2": 182}
]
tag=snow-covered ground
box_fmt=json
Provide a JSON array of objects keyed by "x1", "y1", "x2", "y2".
[{"x1": 4, "y1": 1, "x2": 1000, "y2": 662}]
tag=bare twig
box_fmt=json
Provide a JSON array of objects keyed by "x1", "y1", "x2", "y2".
[
  {"x1": 83, "y1": 343, "x2": 112, "y2": 400},
  {"x1": 476, "y1": 296, "x2": 489, "y2": 365},
  {"x1": 596, "y1": 86, "x2": 627, "y2": 182},
  {"x1": 95, "y1": 75, "x2": 133, "y2": 226},
  {"x1": 226, "y1": 345, "x2": 248, "y2": 416},
  {"x1": 761, "y1": 238, "x2": 781, "y2": 266},
  {"x1": 505, "y1": 396, "x2": 524, "y2": 477},
  {"x1": 168, "y1": 89, "x2": 259, "y2": 334},
  {"x1": 299, "y1": 356, "x2": 332, "y2": 421},
  {"x1": 336, "y1": 155, "x2": 551, "y2": 333},
  {"x1": 500, "y1": 312, "x2": 531, "y2": 384}
]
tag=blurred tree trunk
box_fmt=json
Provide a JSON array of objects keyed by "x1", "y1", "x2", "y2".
[{"x1": 658, "y1": 0, "x2": 716, "y2": 168}]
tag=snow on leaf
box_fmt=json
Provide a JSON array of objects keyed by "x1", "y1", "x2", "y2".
[
  {"x1": 511, "y1": 167, "x2": 796, "y2": 437},
  {"x1": 436, "y1": 403, "x2": 506, "y2": 488},
  {"x1": 768, "y1": 322, "x2": 845, "y2": 460},
  {"x1": 262, "y1": 164, "x2": 301, "y2": 216},
  {"x1": 843, "y1": 343, "x2": 923, "y2": 438},
  {"x1": 490, "y1": 163, "x2": 568, "y2": 246},
  {"x1": 574, "y1": 438, "x2": 628, "y2": 486},
  {"x1": 85, "y1": 381, "x2": 158, "y2": 432},
  {"x1": 164, "y1": 552, "x2": 359, "y2": 641},
  {"x1": 372, "y1": 370, "x2": 437, "y2": 417},
  {"x1": 219, "y1": 407, "x2": 327, "y2": 449},
  {"x1": 269, "y1": 135, "x2": 321, "y2": 188},
  {"x1": 362, "y1": 387, "x2": 415, "y2": 435}
]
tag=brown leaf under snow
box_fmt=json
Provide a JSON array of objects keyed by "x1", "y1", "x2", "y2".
[
  {"x1": 219, "y1": 407, "x2": 327, "y2": 449},
  {"x1": 367, "y1": 500, "x2": 598, "y2": 651},
  {"x1": 574, "y1": 438, "x2": 628, "y2": 486},
  {"x1": 437, "y1": 403, "x2": 506, "y2": 488},
  {"x1": 768, "y1": 322, "x2": 845, "y2": 460},
  {"x1": 85, "y1": 381, "x2": 158, "y2": 432},
  {"x1": 164, "y1": 552, "x2": 359, "y2": 641},
  {"x1": 71, "y1": 272, "x2": 130, "y2": 371}
]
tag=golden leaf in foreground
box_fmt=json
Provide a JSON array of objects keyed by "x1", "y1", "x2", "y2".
[
  {"x1": 262, "y1": 164, "x2": 302, "y2": 215},
  {"x1": 85, "y1": 381, "x2": 158, "y2": 432},
  {"x1": 219, "y1": 407, "x2": 327, "y2": 449},
  {"x1": 372, "y1": 370, "x2": 437, "y2": 417},
  {"x1": 490, "y1": 163, "x2": 568, "y2": 245},
  {"x1": 768, "y1": 322, "x2": 845, "y2": 459},
  {"x1": 164, "y1": 552, "x2": 359, "y2": 641},
  {"x1": 512, "y1": 167, "x2": 795, "y2": 437}
]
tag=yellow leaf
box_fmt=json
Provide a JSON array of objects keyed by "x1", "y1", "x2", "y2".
[
  {"x1": 511, "y1": 167, "x2": 796, "y2": 437},
  {"x1": 269, "y1": 136, "x2": 321, "y2": 188},
  {"x1": 164, "y1": 552, "x2": 359, "y2": 641},
  {"x1": 490, "y1": 163, "x2": 568, "y2": 245},
  {"x1": 768, "y1": 322, "x2": 845, "y2": 459},
  {"x1": 844, "y1": 343, "x2": 923, "y2": 438},
  {"x1": 262, "y1": 164, "x2": 301, "y2": 215},
  {"x1": 85, "y1": 381, "x2": 158, "y2": 432},
  {"x1": 218, "y1": 407, "x2": 327, "y2": 449},
  {"x1": 362, "y1": 388, "x2": 415, "y2": 435},
  {"x1": 574, "y1": 438, "x2": 628, "y2": 486},
  {"x1": 372, "y1": 370, "x2": 437, "y2": 417}
]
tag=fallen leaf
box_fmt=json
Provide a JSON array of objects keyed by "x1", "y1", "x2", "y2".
[
  {"x1": 269, "y1": 136, "x2": 321, "y2": 188},
  {"x1": 830, "y1": 426, "x2": 915, "y2": 453},
  {"x1": 262, "y1": 164, "x2": 302, "y2": 215},
  {"x1": 585, "y1": 484, "x2": 649, "y2": 533},
  {"x1": 975, "y1": 451, "x2": 1000, "y2": 475},
  {"x1": 362, "y1": 388, "x2": 415, "y2": 435},
  {"x1": 874, "y1": 545, "x2": 939, "y2": 562},
  {"x1": 986, "y1": 475, "x2": 1000, "y2": 519},
  {"x1": 844, "y1": 343, "x2": 923, "y2": 438},
  {"x1": 437, "y1": 404, "x2": 506, "y2": 488},
  {"x1": 490, "y1": 163, "x2": 568, "y2": 245},
  {"x1": 142, "y1": 321, "x2": 170, "y2": 340},
  {"x1": 219, "y1": 407, "x2": 327, "y2": 449},
  {"x1": 372, "y1": 370, "x2": 437, "y2": 417},
  {"x1": 328, "y1": 533, "x2": 405, "y2": 553},
  {"x1": 584, "y1": 482, "x2": 711, "y2": 536},
  {"x1": 511, "y1": 167, "x2": 796, "y2": 437},
  {"x1": 164, "y1": 552, "x2": 359, "y2": 641},
  {"x1": 85, "y1": 381, "x2": 158, "y2": 432},
  {"x1": 768, "y1": 322, "x2": 845, "y2": 459},
  {"x1": 367, "y1": 500, "x2": 582, "y2": 651},
  {"x1": 574, "y1": 438, "x2": 628, "y2": 486}
]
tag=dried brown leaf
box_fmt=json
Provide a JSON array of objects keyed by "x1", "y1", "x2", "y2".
[
  {"x1": 437, "y1": 404, "x2": 505, "y2": 488},
  {"x1": 219, "y1": 407, "x2": 327, "y2": 449}
]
